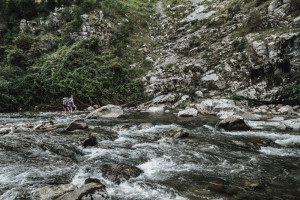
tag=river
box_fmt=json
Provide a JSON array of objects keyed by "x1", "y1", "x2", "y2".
[{"x1": 0, "y1": 110, "x2": 300, "y2": 200}]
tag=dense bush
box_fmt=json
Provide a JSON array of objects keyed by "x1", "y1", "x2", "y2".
[
  {"x1": 254, "y1": 0, "x2": 265, "y2": 7},
  {"x1": 13, "y1": 33, "x2": 34, "y2": 51},
  {"x1": 10, "y1": 37, "x2": 147, "y2": 108},
  {"x1": 7, "y1": 47, "x2": 29, "y2": 67},
  {"x1": 243, "y1": 10, "x2": 263, "y2": 32},
  {"x1": 29, "y1": 34, "x2": 58, "y2": 57},
  {"x1": 289, "y1": 0, "x2": 300, "y2": 16},
  {"x1": 228, "y1": 1, "x2": 242, "y2": 15},
  {"x1": 286, "y1": 83, "x2": 300, "y2": 104}
]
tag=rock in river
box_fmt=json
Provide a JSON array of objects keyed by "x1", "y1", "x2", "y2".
[
  {"x1": 86, "y1": 104, "x2": 124, "y2": 119},
  {"x1": 56, "y1": 182, "x2": 109, "y2": 200},
  {"x1": 219, "y1": 115, "x2": 250, "y2": 131},
  {"x1": 161, "y1": 128, "x2": 189, "y2": 139},
  {"x1": 32, "y1": 184, "x2": 75, "y2": 200},
  {"x1": 102, "y1": 164, "x2": 143, "y2": 184},
  {"x1": 81, "y1": 135, "x2": 97, "y2": 148},
  {"x1": 178, "y1": 107, "x2": 198, "y2": 117},
  {"x1": 66, "y1": 119, "x2": 88, "y2": 131}
]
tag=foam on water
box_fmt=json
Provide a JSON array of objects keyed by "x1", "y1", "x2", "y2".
[
  {"x1": 259, "y1": 147, "x2": 300, "y2": 157},
  {"x1": 107, "y1": 181, "x2": 187, "y2": 200},
  {"x1": 222, "y1": 130, "x2": 300, "y2": 146},
  {"x1": 138, "y1": 156, "x2": 200, "y2": 180}
]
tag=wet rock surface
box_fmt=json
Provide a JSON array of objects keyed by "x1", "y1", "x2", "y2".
[
  {"x1": 161, "y1": 128, "x2": 189, "y2": 139},
  {"x1": 32, "y1": 184, "x2": 75, "y2": 200},
  {"x1": 56, "y1": 182, "x2": 109, "y2": 200},
  {"x1": 102, "y1": 164, "x2": 143, "y2": 185},
  {"x1": 86, "y1": 105, "x2": 124, "y2": 119},
  {"x1": 81, "y1": 136, "x2": 97, "y2": 148},
  {"x1": 66, "y1": 119, "x2": 88, "y2": 131},
  {"x1": 219, "y1": 115, "x2": 250, "y2": 131}
]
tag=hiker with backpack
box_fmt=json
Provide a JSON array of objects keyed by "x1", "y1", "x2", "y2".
[
  {"x1": 69, "y1": 95, "x2": 77, "y2": 112},
  {"x1": 63, "y1": 97, "x2": 69, "y2": 114}
]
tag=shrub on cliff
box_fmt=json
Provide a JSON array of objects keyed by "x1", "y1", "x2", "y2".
[
  {"x1": 287, "y1": 83, "x2": 300, "y2": 104},
  {"x1": 289, "y1": 0, "x2": 300, "y2": 16},
  {"x1": 13, "y1": 33, "x2": 34, "y2": 51},
  {"x1": 7, "y1": 47, "x2": 29, "y2": 68}
]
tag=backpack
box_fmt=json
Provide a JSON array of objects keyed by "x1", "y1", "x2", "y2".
[{"x1": 63, "y1": 97, "x2": 68, "y2": 106}]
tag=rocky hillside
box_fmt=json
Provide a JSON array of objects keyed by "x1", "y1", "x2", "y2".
[
  {"x1": 0, "y1": 0, "x2": 299, "y2": 111},
  {"x1": 143, "y1": 0, "x2": 300, "y2": 104}
]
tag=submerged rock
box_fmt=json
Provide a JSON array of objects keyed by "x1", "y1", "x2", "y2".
[
  {"x1": 102, "y1": 164, "x2": 143, "y2": 184},
  {"x1": 86, "y1": 104, "x2": 123, "y2": 119},
  {"x1": 138, "y1": 123, "x2": 153, "y2": 130},
  {"x1": 33, "y1": 123, "x2": 46, "y2": 130},
  {"x1": 161, "y1": 128, "x2": 189, "y2": 139},
  {"x1": 208, "y1": 180, "x2": 225, "y2": 193},
  {"x1": 219, "y1": 115, "x2": 250, "y2": 131},
  {"x1": 112, "y1": 123, "x2": 131, "y2": 131},
  {"x1": 81, "y1": 136, "x2": 97, "y2": 148},
  {"x1": 66, "y1": 119, "x2": 88, "y2": 131},
  {"x1": 249, "y1": 138, "x2": 280, "y2": 149},
  {"x1": 240, "y1": 179, "x2": 262, "y2": 190},
  {"x1": 39, "y1": 143, "x2": 84, "y2": 161}
]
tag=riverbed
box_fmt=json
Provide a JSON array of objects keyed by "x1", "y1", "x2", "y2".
[{"x1": 0, "y1": 111, "x2": 300, "y2": 200}]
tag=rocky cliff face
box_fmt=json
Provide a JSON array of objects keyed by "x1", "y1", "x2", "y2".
[
  {"x1": 19, "y1": 6, "x2": 113, "y2": 43},
  {"x1": 142, "y1": 0, "x2": 300, "y2": 103}
]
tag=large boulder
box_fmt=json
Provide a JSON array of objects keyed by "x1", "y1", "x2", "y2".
[
  {"x1": 196, "y1": 99, "x2": 235, "y2": 115},
  {"x1": 196, "y1": 99, "x2": 260, "y2": 120},
  {"x1": 32, "y1": 184, "x2": 75, "y2": 200},
  {"x1": 147, "y1": 106, "x2": 165, "y2": 113},
  {"x1": 56, "y1": 182, "x2": 109, "y2": 200},
  {"x1": 178, "y1": 107, "x2": 198, "y2": 117},
  {"x1": 86, "y1": 104, "x2": 123, "y2": 119},
  {"x1": 282, "y1": 118, "x2": 300, "y2": 131},
  {"x1": 278, "y1": 105, "x2": 294, "y2": 115},
  {"x1": 66, "y1": 119, "x2": 88, "y2": 131},
  {"x1": 102, "y1": 164, "x2": 143, "y2": 184},
  {"x1": 219, "y1": 115, "x2": 250, "y2": 131},
  {"x1": 138, "y1": 123, "x2": 153, "y2": 130},
  {"x1": 152, "y1": 93, "x2": 176, "y2": 104}
]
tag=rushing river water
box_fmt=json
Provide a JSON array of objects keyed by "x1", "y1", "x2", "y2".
[{"x1": 0, "y1": 110, "x2": 300, "y2": 200}]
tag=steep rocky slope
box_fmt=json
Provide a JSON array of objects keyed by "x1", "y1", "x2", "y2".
[{"x1": 143, "y1": 0, "x2": 300, "y2": 104}]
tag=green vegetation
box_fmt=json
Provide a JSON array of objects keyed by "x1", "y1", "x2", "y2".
[
  {"x1": 289, "y1": 0, "x2": 300, "y2": 16},
  {"x1": 0, "y1": 0, "x2": 154, "y2": 111},
  {"x1": 286, "y1": 83, "x2": 300, "y2": 104}
]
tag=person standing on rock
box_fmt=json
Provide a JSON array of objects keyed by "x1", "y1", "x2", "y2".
[
  {"x1": 63, "y1": 97, "x2": 69, "y2": 114},
  {"x1": 69, "y1": 95, "x2": 77, "y2": 112}
]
